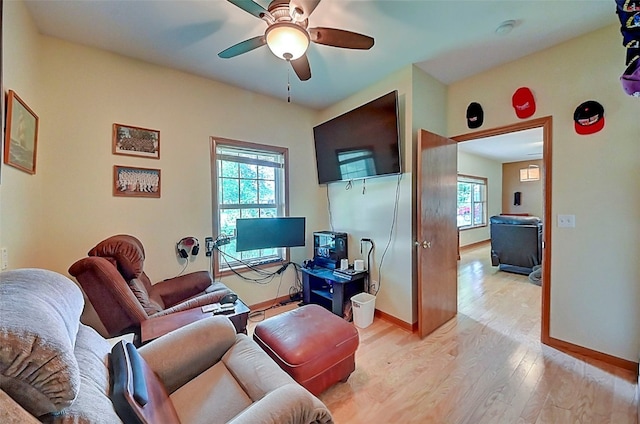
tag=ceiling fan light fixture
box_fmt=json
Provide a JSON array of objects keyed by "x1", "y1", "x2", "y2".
[{"x1": 265, "y1": 22, "x2": 310, "y2": 60}]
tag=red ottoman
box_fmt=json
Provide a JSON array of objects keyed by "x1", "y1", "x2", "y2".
[{"x1": 253, "y1": 304, "x2": 359, "y2": 395}]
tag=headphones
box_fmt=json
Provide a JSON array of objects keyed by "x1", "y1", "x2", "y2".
[{"x1": 177, "y1": 237, "x2": 200, "y2": 259}]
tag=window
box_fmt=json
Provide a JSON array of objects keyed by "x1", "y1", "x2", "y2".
[
  {"x1": 211, "y1": 138, "x2": 289, "y2": 273},
  {"x1": 457, "y1": 175, "x2": 487, "y2": 229},
  {"x1": 337, "y1": 148, "x2": 376, "y2": 180}
]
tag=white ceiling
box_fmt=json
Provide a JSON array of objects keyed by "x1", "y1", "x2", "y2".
[
  {"x1": 458, "y1": 127, "x2": 544, "y2": 163},
  {"x1": 24, "y1": 0, "x2": 618, "y2": 110}
]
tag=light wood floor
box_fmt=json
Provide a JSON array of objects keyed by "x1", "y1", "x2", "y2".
[{"x1": 248, "y1": 244, "x2": 638, "y2": 423}]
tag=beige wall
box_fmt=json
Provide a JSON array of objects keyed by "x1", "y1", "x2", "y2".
[
  {"x1": 316, "y1": 67, "x2": 414, "y2": 325},
  {"x1": 448, "y1": 25, "x2": 640, "y2": 362},
  {"x1": 502, "y1": 160, "x2": 543, "y2": 218},
  {"x1": 1, "y1": 0, "x2": 327, "y2": 309},
  {"x1": 0, "y1": 1, "x2": 44, "y2": 272}
]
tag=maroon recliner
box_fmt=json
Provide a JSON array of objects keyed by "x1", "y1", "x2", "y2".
[{"x1": 69, "y1": 234, "x2": 232, "y2": 337}]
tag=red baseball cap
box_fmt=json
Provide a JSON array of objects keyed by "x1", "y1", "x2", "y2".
[
  {"x1": 573, "y1": 100, "x2": 605, "y2": 135},
  {"x1": 512, "y1": 87, "x2": 536, "y2": 119}
]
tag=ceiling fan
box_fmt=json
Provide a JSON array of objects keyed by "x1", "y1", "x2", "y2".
[{"x1": 218, "y1": 0, "x2": 374, "y2": 81}]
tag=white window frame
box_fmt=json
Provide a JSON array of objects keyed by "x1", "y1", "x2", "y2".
[
  {"x1": 210, "y1": 137, "x2": 290, "y2": 275},
  {"x1": 457, "y1": 174, "x2": 487, "y2": 230}
]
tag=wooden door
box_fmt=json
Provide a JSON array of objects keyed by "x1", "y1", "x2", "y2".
[{"x1": 416, "y1": 129, "x2": 458, "y2": 338}]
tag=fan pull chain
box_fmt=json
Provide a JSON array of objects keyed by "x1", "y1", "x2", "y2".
[{"x1": 287, "y1": 67, "x2": 291, "y2": 103}]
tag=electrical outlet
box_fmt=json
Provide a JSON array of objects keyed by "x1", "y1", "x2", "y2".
[
  {"x1": 557, "y1": 214, "x2": 576, "y2": 228},
  {"x1": 1, "y1": 248, "x2": 8, "y2": 270},
  {"x1": 370, "y1": 280, "x2": 378, "y2": 293},
  {"x1": 205, "y1": 237, "x2": 214, "y2": 257}
]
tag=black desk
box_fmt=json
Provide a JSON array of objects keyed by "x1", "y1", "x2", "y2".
[{"x1": 301, "y1": 267, "x2": 366, "y2": 318}]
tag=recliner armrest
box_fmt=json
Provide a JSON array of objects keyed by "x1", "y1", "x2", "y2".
[
  {"x1": 150, "y1": 271, "x2": 213, "y2": 307},
  {"x1": 138, "y1": 316, "x2": 237, "y2": 394},
  {"x1": 149, "y1": 284, "x2": 233, "y2": 317},
  {"x1": 228, "y1": 384, "x2": 333, "y2": 424},
  {"x1": 0, "y1": 389, "x2": 41, "y2": 424}
]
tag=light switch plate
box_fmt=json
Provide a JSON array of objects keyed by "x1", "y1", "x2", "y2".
[{"x1": 557, "y1": 214, "x2": 576, "y2": 228}]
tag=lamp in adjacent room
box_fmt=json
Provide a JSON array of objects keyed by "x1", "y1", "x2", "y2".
[
  {"x1": 519, "y1": 165, "x2": 540, "y2": 182},
  {"x1": 265, "y1": 23, "x2": 310, "y2": 61}
]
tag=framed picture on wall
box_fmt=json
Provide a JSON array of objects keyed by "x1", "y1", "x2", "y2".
[
  {"x1": 113, "y1": 165, "x2": 161, "y2": 198},
  {"x1": 3, "y1": 90, "x2": 39, "y2": 175},
  {"x1": 112, "y1": 123, "x2": 160, "y2": 159}
]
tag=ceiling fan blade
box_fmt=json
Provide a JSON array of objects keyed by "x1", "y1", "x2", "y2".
[
  {"x1": 309, "y1": 27, "x2": 374, "y2": 50},
  {"x1": 290, "y1": 54, "x2": 311, "y2": 81},
  {"x1": 218, "y1": 35, "x2": 266, "y2": 58},
  {"x1": 289, "y1": 0, "x2": 321, "y2": 21},
  {"x1": 227, "y1": 0, "x2": 271, "y2": 20}
]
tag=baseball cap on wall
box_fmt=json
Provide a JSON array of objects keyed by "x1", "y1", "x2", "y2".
[
  {"x1": 621, "y1": 55, "x2": 640, "y2": 97},
  {"x1": 573, "y1": 101, "x2": 605, "y2": 135},
  {"x1": 512, "y1": 87, "x2": 536, "y2": 119},
  {"x1": 627, "y1": 47, "x2": 640, "y2": 64},
  {"x1": 621, "y1": 28, "x2": 640, "y2": 48},
  {"x1": 616, "y1": 0, "x2": 640, "y2": 13},
  {"x1": 466, "y1": 102, "x2": 484, "y2": 129},
  {"x1": 619, "y1": 10, "x2": 640, "y2": 29}
]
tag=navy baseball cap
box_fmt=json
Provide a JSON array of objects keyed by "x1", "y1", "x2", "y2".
[
  {"x1": 466, "y1": 102, "x2": 483, "y2": 129},
  {"x1": 616, "y1": 0, "x2": 640, "y2": 12},
  {"x1": 573, "y1": 101, "x2": 605, "y2": 135}
]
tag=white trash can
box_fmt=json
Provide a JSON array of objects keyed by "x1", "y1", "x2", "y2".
[{"x1": 351, "y1": 292, "x2": 376, "y2": 328}]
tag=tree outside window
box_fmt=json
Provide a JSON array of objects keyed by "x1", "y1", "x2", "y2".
[
  {"x1": 457, "y1": 175, "x2": 487, "y2": 229},
  {"x1": 212, "y1": 138, "x2": 289, "y2": 273}
]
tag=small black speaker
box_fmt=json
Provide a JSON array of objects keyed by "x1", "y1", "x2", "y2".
[{"x1": 514, "y1": 191, "x2": 521, "y2": 206}]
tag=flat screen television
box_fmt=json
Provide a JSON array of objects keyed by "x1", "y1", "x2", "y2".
[
  {"x1": 235, "y1": 217, "x2": 306, "y2": 252},
  {"x1": 312, "y1": 90, "x2": 401, "y2": 184}
]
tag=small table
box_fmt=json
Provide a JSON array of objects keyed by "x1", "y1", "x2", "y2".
[
  {"x1": 140, "y1": 300, "x2": 250, "y2": 344},
  {"x1": 301, "y1": 266, "x2": 366, "y2": 318}
]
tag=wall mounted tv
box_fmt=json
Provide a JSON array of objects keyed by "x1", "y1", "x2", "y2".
[
  {"x1": 235, "y1": 217, "x2": 306, "y2": 252},
  {"x1": 312, "y1": 90, "x2": 401, "y2": 184}
]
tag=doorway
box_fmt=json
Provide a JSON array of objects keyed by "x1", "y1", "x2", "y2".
[{"x1": 452, "y1": 116, "x2": 552, "y2": 343}]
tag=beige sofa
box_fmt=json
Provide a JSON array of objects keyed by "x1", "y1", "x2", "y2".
[{"x1": 0, "y1": 268, "x2": 333, "y2": 424}]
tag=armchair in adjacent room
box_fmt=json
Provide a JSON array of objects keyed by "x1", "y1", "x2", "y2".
[
  {"x1": 489, "y1": 215, "x2": 543, "y2": 275},
  {"x1": 69, "y1": 234, "x2": 233, "y2": 338}
]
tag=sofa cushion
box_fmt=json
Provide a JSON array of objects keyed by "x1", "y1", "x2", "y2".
[
  {"x1": 0, "y1": 269, "x2": 83, "y2": 417},
  {"x1": 42, "y1": 325, "x2": 123, "y2": 424},
  {"x1": 129, "y1": 278, "x2": 164, "y2": 314},
  {"x1": 223, "y1": 335, "x2": 297, "y2": 400},
  {"x1": 170, "y1": 361, "x2": 252, "y2": 424}
]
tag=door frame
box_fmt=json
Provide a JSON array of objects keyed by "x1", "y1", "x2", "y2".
[{"x1": 451, "y1": 116, "x2": 553, "y2": 344}]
